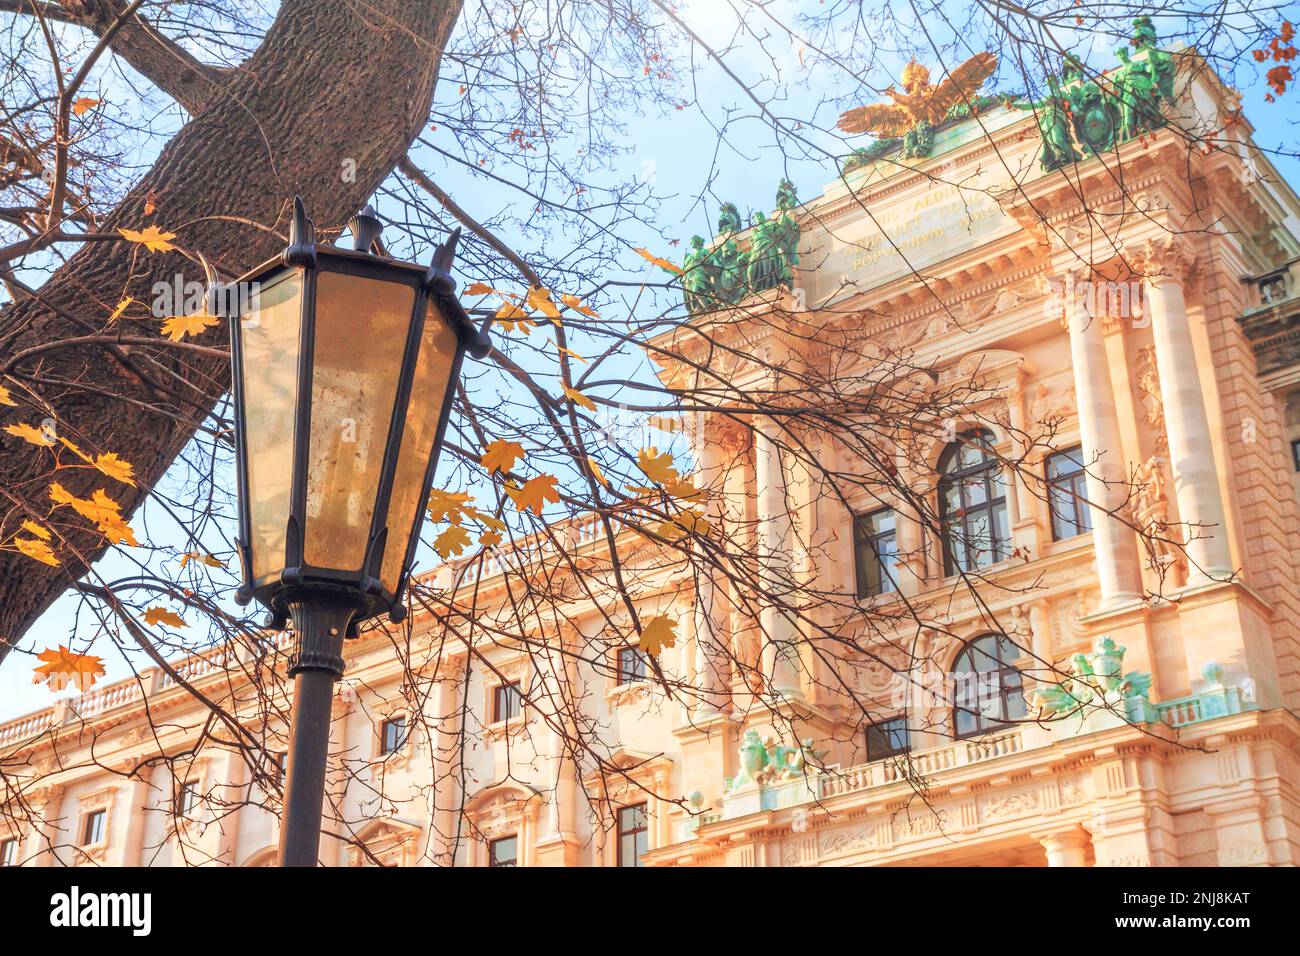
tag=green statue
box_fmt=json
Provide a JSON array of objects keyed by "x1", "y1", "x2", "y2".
[
  {"x1": 1011, "y1": 73, "x2": 1080, "y2": 172},
  {"x1": 901, "y1": 120, "x2": 934, "y2": 159},
  {"x1": 1028, "y1": 636, "x2": 1154, "y2": 718},
  {"x1": 745, "y1": 211, "x2": 784, "y2": 293},
  {"x1": 1113, "y1": 45, "x2": 1160, "y2": 141},
  {"x1": 772, "y1": 179, "x2": 801, "y2": 287},
  {"x1": 1132, "y1": 16, "x2": 1176, "y2": 104},
  {"x1": 713, "y1": 201, "x2": 749, "y2": 305},
  {"x1": 681, "y1": 234, "x2": 719, "y2": 314}
]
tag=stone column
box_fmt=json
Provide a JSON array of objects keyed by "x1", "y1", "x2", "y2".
[
  {"x1": 753, "y1": 424, "x2": 802, "y2": 699},
  {"x1": 536, "y1": 633, "x2": 582, "y2": 867},
  {"x1": 1039, "y1": 826, "x2": 1091, "y2": 866},
  {"x1": 431, "y1": 663, "x2": 465, "y2": 866},
  {"x1": 318, "y1": 682, "x2": 354, "y2": 867},
  {"x1": 1028, "y1": 599, "x2": 1053, "y2": 682},
  {"x1": 1063, "y1": 273, "x2": 1144, "y2": 609},
  {"x1": 1137, "y1": 243, "x2": 1234, "y2": 584},
  {"x1": 690, "y1": 414, "x2": 734, "y2": 717},
  {"x1": 214, "y1": 751, "x2": 246, "y2": 866},
  {"x1": 115, "y1": 770, "x2": 154, "y2": 867},
  {"x1": 22, "y1": 784, "x2": 63, "y2": 867},
  {"x1": 893, "y1": 450, "x2": 926, "y2": 597}
]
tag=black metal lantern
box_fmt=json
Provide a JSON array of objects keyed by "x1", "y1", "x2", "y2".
[{"x1": 226, "y1": 197, "x2": 490, "y2": 865}]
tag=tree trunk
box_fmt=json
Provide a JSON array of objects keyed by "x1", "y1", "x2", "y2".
[{"x1": 0, "y1": 0, "x2": 464, "y2": 657}]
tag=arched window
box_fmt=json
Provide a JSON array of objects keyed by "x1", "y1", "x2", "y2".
[
  {"x1": 938, "y1": 429, "x2": 1009, "y2": 575},
  {"x1": 952, "y1": 634, "x2": 1027, "y2": 738}
]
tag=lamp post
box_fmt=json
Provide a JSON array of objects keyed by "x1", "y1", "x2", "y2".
[{"x1": 226, "y1": 197, "x2": 490, "y2": 866}]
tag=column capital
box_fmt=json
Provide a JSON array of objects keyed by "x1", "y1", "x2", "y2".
[
  {"x1": 712, "y1": 416, "x2": 752, "y2": 455},
  {"x1": 1126, "y1": 238, "x2": 1199, "y2": 288}
]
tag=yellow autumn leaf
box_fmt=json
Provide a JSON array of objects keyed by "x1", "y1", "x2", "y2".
[
  {"x1": 464, "y1": 282, "x2": 500, "y2": 296},
  {"x1": 526, "y1": 286, "x2": 563, "y2": 322},
  {"x1": 21, "y1": 520, "x2": 51, "y2": 540},
  {"x1": 119, "y1": 225, "x2": 177, "y2": 253},
  {"x1": 634, "y1": 247, "x2": 683, "y2": 275},
  {"x1": 639, "y1": 615, "x2": 678, "y2": 658},
  {"x1": 428, "y1": 488, "x2": 474, "y2": 524},
  {"x1": 14, "y1": 535, "x2": 59, "y2": 567},
  {"x1": 433, "y1": 524, "x2": 472, "y2": 559},
  {"x1": 479, "y1": 529, "x2": 503, "y2": 548},
  {"x1": 480, "y1": 438, "x2": 524, "y2": 476},
  {"x1": 71, "y1": 97, "x2": 100, "y2": 116},
  {"x1": 560, "y1": 293, "x2": 599, "y2": 317},
  {"x1": 637, "y1": 447, "x2": 680, "y2": 485},
  {"x1": 92, "y1": 452, "x2": 136, "y2": 487},
  {"x1": 0, "y1": 384, "x2": 16, "y2": 407},
  {"x1": 513, "y1": 474, "x2": 560, "y2": 515},
  {"x1": 179, "y1": 551, "x2": 224, "y2": 569},
  {"x1": 556, "y1": 344, "x2": 588, "y2": 364},
  {"x1": 563, "y1": 385, "x2": 597, "y2": 412},
  {"x1": 49, "y1": 483, "x2": 138, "y2": 547},
  {"x1": 587, "y1": 455, "x2": 609, "y2": 487},
  {"x1": 5, "y1": 422, "x2": 55, "y2": 447},
  {"x1": 161, "y1": 312, "x2": 219, "y2": 342},
  {"x1": 107, "y1": 297, "x2": 134, "y2": 324},
  {"x1": 470, "y1": 512, "x2": 504, "y2": 535},
  {"x1": 144, "y1": 607, "x2": 187, "y2": 629},
  {"x1": 494, "y1": 301, "x2": 537, "y2": 334},
  {"x1": 656, "y1": 509, "x2": 711, "y2": 540},
  {"x1": 664, "y1": 478, "x2": 706, "y2": 502},
  {"x1": 33, "y1": 645, "x2": 104, "y2": 692}
]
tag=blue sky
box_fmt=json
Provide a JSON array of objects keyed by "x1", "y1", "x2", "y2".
[{"x1": 2, "y1": 1, "x2": 1298, "y2": 721}]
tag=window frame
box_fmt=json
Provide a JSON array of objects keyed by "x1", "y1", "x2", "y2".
[
  {"x1": 938, "y1": 430, "x2": 1011, "y2": 576},
  {"x1": 488, "y1": 834, "x2": 519, "y2": 868},
  {"x1": 0, "y1": 836, "x2": 18, "y2": 867},
  {"x1": 616, "y1": 803, "x2": 649, "y2": 868},
  {"x1": 616, "y1": 645, "x2": 646, "y2": 685},
  {"x1": 81, "y1": 808, "x2": 107, "y2": 847},
  {"x1": 178, "y1": 779, "x2": 201, "y2": 818},
  {"x1": 853, "y1": 507, "x2": 899, "y2": 598},
  {"x1": 379, "y1": 715, "x2": 408, "y2": 756},
  {"x1": 865, "y1": 716, "x2": 911, "y2": 761},
  {"x1": 1045, "y1": 446, "x2": 1092, "y2": 541},
  {"x1": 951, "y1": 633, "x2": 1028, "y2": 740},
  {"x1": 492, "y1": 681, "x2": 523, "y2": 723}
]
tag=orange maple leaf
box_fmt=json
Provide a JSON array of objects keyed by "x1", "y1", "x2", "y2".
[
  {"x1": 33, "y1": 645, "x2": 105, "y2": 692},
  {"x1": 639, "y1": 615, "x2": 678, "y2": 658},
  {"x1": 481, "y1": 438, "x2": 525, "y2": 476},
  {"x1": 513, "y1": 474, "x2": 561, "y2": 515},
  {"x1": 144, "y1": 607, "x2": 187, "y2": 629},
  {"x1": 634, "y1": 247, "x2": 683, "y2": 275},
  {"x1": 118, "y1": 225, "x2": 177, "y2": 253}
]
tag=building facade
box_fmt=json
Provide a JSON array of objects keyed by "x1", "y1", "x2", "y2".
[{"x1": 2, "y1": 47, "x2": 1300, "y2": 868}]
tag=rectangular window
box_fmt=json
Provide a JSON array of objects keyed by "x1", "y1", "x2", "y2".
[
  {"x1": 1292, "y1": 438, "x2": 1300, "y2": 472},
  {"x1": 617, "y1": 804, "x2": 649, "y2": 867},
  {"x1": 276, "y1": 752, "x2": 289, "y2": 787},
  {"x1": 866, "y1": 717, "x2": 911, "y2": 760},
  {"x1": 0, "y1": 837, "x2": 17, "y2": 867},
  {"x1": 380, "y1": 716, "x2": 407, "y2": 755},
  {"x1": 617, "y1": 646, "x2": 645, "y2": 685},
  {"x1": 1046, "y1": 447, "x2": 1092, "y2": 540},
  {"x1": 178, "y1": 780, "x2": 201, "y2": 817},
  {"x1": 489, "y1": 835, "x2": 518, "y2": 867},
  {"x1": 82, "y1": 809, "x2": 106, "y2": 846},
  {"x1": 854, "y1": 508, "x2": 898, "y2": 597},
  {"x1": 493, "y1": 682, "x2": 523, "y2": 723}
]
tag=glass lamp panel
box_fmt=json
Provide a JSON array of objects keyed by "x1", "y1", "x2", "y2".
[
  {"x1": 239, "y1": 272, "x2": 303, "y2": 582},
  {"x1": 303, "y1": 271, "x2": 415, "y2": 572},
  {"x1": 378, "y1": 301, "x2": 459, "y2": 593}
]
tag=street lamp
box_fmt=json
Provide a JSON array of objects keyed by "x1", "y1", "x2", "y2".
[{"x1": 226, "y1": 197, "x2": 490, "y2": 866}]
